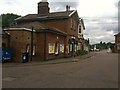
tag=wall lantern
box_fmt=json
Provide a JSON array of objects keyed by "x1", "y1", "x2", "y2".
[
  {"x1": 57, "y1": 36, "x2": 59, "y2": 40},
  {"x1": 71, "y1": 36, "x2": 75, "y2": 44}
]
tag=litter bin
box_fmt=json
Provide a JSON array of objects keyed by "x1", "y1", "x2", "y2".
[{"x1": 22, "y1": 52, "x2": 29, "y2": 63}]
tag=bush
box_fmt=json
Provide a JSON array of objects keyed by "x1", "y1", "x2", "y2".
[{"x1": 76, "y1": 50, "x2": 88, "y2": 56}]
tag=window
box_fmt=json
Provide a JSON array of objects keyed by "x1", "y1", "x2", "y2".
[
  {"x1": 70, "y1": 44, "x2": 72, "y2": 51},
  {"x1": 79, "y1": 25, "x2": 81, "y2": 33},
  {"x1": 48, "y1": 43, "x2": 55, "y2": 54},
  {"x1": 33, "y1": 45, "x2": 36, "y2": 56},
  {"x1": 117, "y1": 45, "x2": 120, "y2": 50},
  {"x1": 68, "y1": 45, "x2": 70, "y2": 54},
  {"x1": 26, "y1": 44, "x2": 30, "y2": 53},
  {"x1": 60, "y1": 44, "x2": 64, "y2": 53}
]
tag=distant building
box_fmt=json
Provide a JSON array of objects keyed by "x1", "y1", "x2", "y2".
[
  {"x1": 113, "y1": 33, "x2": 120, "y2": 53},
  {"x1": 3, "y1": 1, "x2": 85, "y2": 62},
  {"x1": 1, "y1": 30, "x2": 10, "y2": 48}
]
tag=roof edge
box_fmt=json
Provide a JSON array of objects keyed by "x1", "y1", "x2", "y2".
[
  {"x1": 69, "y1": 10, "x2": 77, "y2": 17},
  {"x1": 4, "y1": 28, "x2": 36, "y2": 32}
]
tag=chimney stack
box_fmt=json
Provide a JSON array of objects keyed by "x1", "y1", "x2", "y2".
[
  {"x1": 41, "y1": 0, "x2": 47, "y2": 2},
  {"x1": 38, "y1": 0, "x2": 50, "y2": 14},
  {"x1": 66, "y1": 5, "x2": 70, "y2": 11}
]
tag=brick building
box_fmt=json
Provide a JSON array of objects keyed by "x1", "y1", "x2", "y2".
[
  {"x1": 113, "y1": 33, "x2": 120, "y2": 53},
  {"x1": 4, "y1": 0, "x2": 85, "y2": 62},
  {"x1": 1, "y1": 30, "x2": 10, "y2": 48}
]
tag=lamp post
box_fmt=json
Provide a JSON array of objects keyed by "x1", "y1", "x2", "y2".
[{"x1": 71, "y1": 36, "x2": 75, "y2": 57}]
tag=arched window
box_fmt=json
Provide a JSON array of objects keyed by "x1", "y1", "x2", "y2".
[{"x1": 2, "y1": 43, "x2": 6, "y2": 48}]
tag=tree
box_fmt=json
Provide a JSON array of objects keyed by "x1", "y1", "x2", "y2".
[
  {"x1": 1, "y1": 13, "x2": 21, "y2": 28},
  {"x1": 107, "y1": 42, "x2": 114, "y2": 49},
  {"x1": 0, "y1": 16, "x2": 2, "y2": 27},
  {"x1": 100, "y1": 41, "x2": 102, "y2": 45}
]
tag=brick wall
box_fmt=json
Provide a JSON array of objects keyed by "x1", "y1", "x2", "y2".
[
  {"x1": 114, "y1": 35, "x2": 120, "y2": 53},
  {"x1": 7, "y1": 29, "x2": 67, "y2": 62},
  {"x1": 7, "y1": 30, "x2": 33, "y2": 62},
  {"x1": 45, "y1": 33, "x2": 66, "y2": 60}
]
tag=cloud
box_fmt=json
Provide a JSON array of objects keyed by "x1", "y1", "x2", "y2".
[
  {"x1": 48, "y1": 0, "x2": 118, "y2": 44},
  {"x1": 78, "y1": 0, "x2": 119, "y2": 18},
  {"x1": 49, "y1": 1, "x2": 79, "y2": 12},
  {"x1": 0, "y1": 0, "x2": 118, "y2": 44},
  {"x1": 83, "y1": 16, "x2": 118, "y2": 44},
  {"x1": 3, "y1": 0, "x2": 21, "y2": 5}
]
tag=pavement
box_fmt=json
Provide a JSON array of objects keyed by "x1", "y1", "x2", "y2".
[{"x1": 2, "y1": 52, "x2": 96, "y2": 67}]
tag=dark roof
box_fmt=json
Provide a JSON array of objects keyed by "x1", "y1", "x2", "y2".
[
  {"x1": 12, "y1": 22, "x2": 48, "y2": 30},
  {"x1": 10, "y1": 22, "x2": 67, "y2": 36},
  {"x1": 114, "y1": 32, "x2": 120, "y2": 36},
  {"x1": 15, "y1": 10, "x2": 76, "y2": 21}
]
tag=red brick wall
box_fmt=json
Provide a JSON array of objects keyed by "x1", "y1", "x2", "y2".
[
  {"x1": 41, "y1": 19, "x2": 68, "y2": 33},
  {"x1": 35, "y1": 33, "x2": 45, "y2": 61},
  {"x1": 114, "y1": 35, "x2": 120, "y2": 53},
  {"x1": 7, "y1": 30, "x2": 35, "y2": 62},
  {"x1": 46, "y1": 33, "x2": 66, "y2": 60},
  {"x1": 40, "y1": 15, "x2": 79, "y2": 56},
  {"x1": 7, "y1": 29, "x2": 67, "y2": 62},
  {"x1": 115, "y1": 35, "x2": 120, "y2": 44}
]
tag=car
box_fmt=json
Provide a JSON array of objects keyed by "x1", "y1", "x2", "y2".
[
  {"x1": 95, "y1": 49, "x2": 100, "y2": 52},
  {"x1": 90, "y1": 49, "x2": 94, "y2": 51}
]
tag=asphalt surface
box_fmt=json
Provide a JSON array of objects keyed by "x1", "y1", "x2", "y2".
[{"x1": 2, "y1": 50, "x2": 118, "y2": 88}]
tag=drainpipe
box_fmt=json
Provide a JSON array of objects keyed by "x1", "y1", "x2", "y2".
[
  {"x1": 72, "y1": 43, "x2": 74, "y2": 57},
  {"x1": 44, "y1": 31, "x2": 46, "y2": 61},
  {"x1": 30, "y1": 27, "x2": 34, "y2": 61}
]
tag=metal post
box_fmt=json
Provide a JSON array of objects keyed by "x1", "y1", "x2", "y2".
[
  {"x1": 71, "y1": 36, "x2": 75, "y2": 57},
  {"x1": 44, "y1": 32, "x2": 46, "y2": 61},
  {"x1": 72, "y1": 43, "x2": 74, "y2": 57},
  {"x1": 31, "y1": 27, "x2": 34, "y2": 61}
]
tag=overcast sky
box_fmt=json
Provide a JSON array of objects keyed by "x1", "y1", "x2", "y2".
[{"x1": 0, "y1": 0, "x2": 119, "y2": 44}]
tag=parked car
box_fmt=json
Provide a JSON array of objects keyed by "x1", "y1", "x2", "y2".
[
  {"x1": 94, "y1": 49, "x2": 100, "y2": 52},
  {"x1": 90, "y1": 49, "x2": 94, "y2": 52}
]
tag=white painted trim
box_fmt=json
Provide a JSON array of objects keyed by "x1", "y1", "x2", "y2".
[
  {"x1": 14, "y1": 16, "x2": 24, "y2": 21},
  {"x1": 4, "y1": 28, "x2": 36, "y2": 32},
  {"x1": 69, "y1": 10, "x2": 76, "y2": 17}
]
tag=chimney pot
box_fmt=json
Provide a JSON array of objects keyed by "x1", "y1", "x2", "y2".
[
  {"x1": 41, "y1": 0, "x2": 47, "y2": 2},
  {"x1": 66, "y1": 5, "x2": 70, "y2": 11}
]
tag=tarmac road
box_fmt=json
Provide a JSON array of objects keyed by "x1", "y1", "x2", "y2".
[{"x1": 2, "y1": 50, "x2": 118, "y2": 88}]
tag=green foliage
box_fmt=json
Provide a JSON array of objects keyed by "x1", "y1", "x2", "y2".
[
  {"x1": 90, "y1": 45, "x2": 94, "y2": 49},
  {"x1": 106, "y1": 42, "x2": 114, "y2": 49},
  {"x1": 76, "y1": 50, "x2": 88, "y2": 56},
  {"x1": 90, "y1": 42, "x2": 115, "y2": 50},
  {"x1": 0, "y1": 16, "x2": 2, "y2": 27},
  {"x1": 1, "y1": 13, "x2": 21, "y2": 28}
]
